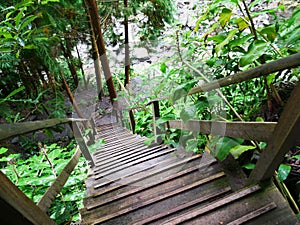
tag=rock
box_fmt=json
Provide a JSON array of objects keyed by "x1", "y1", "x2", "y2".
[{"x1": 132, "y1": 47, "x2": 150, "y2": 60}]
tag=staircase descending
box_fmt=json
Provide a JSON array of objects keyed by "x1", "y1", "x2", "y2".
[{"x1": 80, "y1": 123, "x2": 298, "y2": 225}]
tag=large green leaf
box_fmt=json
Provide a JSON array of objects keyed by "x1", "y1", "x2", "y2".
[
  {"x1": 214, "y1": 137, "x2": 244, "y2": 161},
  {"x1": 230, "y1": 145, "x2": 256, "y2": 159},
  {"x1": 277, "y1": 164, "x2": 291, "y2": 182},
  {"x1": 215, "y1": 28, "x2": 238, "y2": 54},
  {"x1": 219, "y1": 8, "x2": 232, "y2": 28},
  {"x1": 260, "y1": 26, "x2": 276, "y2": 42},
  {"x1": 239, "y1": 40, "x2": 269, "y2": 67},
  {"x1": 236, "y1": 17, "x2": 249, "y2": 32}
]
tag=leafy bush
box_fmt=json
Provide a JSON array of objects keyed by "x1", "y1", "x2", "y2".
[{"x1": 0, "y1": 142, "x2": 88, "y2": 224}]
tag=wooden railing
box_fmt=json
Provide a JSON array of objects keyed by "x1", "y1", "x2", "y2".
[
  {"x1": 0, "y1": 117, "x2": 97, "y2": 224},
  {"x1": 118, "y1": 53, "x2": 300, "y2": 184}
]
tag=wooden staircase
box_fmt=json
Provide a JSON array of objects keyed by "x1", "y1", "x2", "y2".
[{"x1": 80, "y1": 123, "x2": 299, "y2": 225}]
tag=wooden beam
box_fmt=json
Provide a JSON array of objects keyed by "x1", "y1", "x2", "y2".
[
  {"x1": 145, "y1": 53, "x2": 300, "y2": 105},
  {"x1": 188, "y1": 53, "x2": 300, "y2": 95},
  {"x1": 72, "y1": 122, "x2": 95, "y2": 167},
  {"x1": 168, "y1": 120, "x2": 276, "y2": 142},
  {"x1": 0, "y1": 171, "x2": 56, "y2": 225},
  {"x1": 37, "y1": 147, "x2": 82, "y2": 212},
  {"x1": 0, "y1": 118, "x2": 87, "y2": 141},
  {"x1": 249, "y1": 81, "x2": 300, "y2": 182}
]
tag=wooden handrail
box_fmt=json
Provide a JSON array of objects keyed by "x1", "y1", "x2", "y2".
[
  {"x1": 0, "y1": 117, "x2": 97, "y2": 220},
  {"x1": 37, "y1": 146, "x2": 82, "y2": 212},
  {"x1": 188, "y1": 53, "x2": 300, "y2": 95},
  {"x1": 0, "y1": 171, "x2": 57, "y2": 225},
  {"x1": 144, "y1": 53, "x2": 300, "y2": 105},
  {"x1": 0, "y1": 118, "x2": 87, "y2": 141}
]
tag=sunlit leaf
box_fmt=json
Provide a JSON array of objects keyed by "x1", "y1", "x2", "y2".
[
  {"x1": 277, "y1": 164, "x2": 291, "y2": 182},
  {"x1": 230, "y1": 145, "x2": 256, "y2": 159},
  {"x1": 219, "y1": 8, "x2": 232, "y2": 28},
  {"x1": 236, "y1": 17, "x2": 249, "y2": 32},
  {"x1": 213, "y1": 137, "x2": 244, "y2": 161},
  {"x1": 0, "y1": 147, "x2": 8, "y2": 155},
  {"x1": 260, "y1": 26, "x2": 276, "y2": 42},
  {"x1": 242, "y1": 163, "x2": 255, "y2": 170}
]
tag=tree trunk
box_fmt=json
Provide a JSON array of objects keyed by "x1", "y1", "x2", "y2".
[
  {"x1": 83, "y1": 0, "x2": 104, "y2": 100},
  {"x1": 84, "y1": 0, "x2": 117, "y2": 103},
  {"x1": 124, "y1": 0, "x2": 130, "y2": 87}
]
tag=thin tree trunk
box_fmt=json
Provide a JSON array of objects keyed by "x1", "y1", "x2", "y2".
[
  {"x1": 124, "y1": 0, "x2": 130, "y2": 87},
  {"x1": 75, "y1": 45, "x2": 88, "y2": 89},
  {"x1": 84, "y1": 0, "x2": 104, "y2": 100},
  {"x1": 85, "y1": 0, "x2": 117, "y2": 103}
]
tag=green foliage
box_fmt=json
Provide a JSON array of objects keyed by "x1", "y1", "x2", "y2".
[
  {"x1": 277, "y1": 163, "x2": 291, "y2": 182},
  {"x1": 0, "y1": 142, "x2": 88, "y2": 224}
]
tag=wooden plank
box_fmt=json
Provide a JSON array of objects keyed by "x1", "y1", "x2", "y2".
[
  {"x1": 94, "y1": 148, "x2": 175, "y2": 180},
  {"x1": 132, "y1": 186, "x2": 232, "y2": 225},
  {"x1": 249, "y1": 81, "x2": 300, "y2": 182},
  {"x1": 0, "y1": 171, "x2": 56, "y2": 225},
  {"x1": 188, "y1": 53, "x2": 300, "y2": 95},
  {"x1": 227, "y1": 202, "x2": 277, "y2": 225},
  {"x1": 169, "y1": 120, "x2": 276, "y2": 141},
  {"x1": 93, "y1": 154, "x2": 203, "y2": 193},
  {"x1": 90, "y1": 172, "x2": 226, "y2": 225},
  {"x1": 163, "y1": 185, "x2": 261, "y2": 225},
  {"x1": 37, "y1": 147, "x2": 82, "y2": 212},
  {"x1": 94, "y1": 146, "x2": 171, "y2": 176},
  {"x1": 0, "y1": 118, "x2": 87, "y2": 141},
  {"x1": 95, "y1": 145, "x2": 163, "y2": 169},
  {"x1": 87, "y1": 164, "x2": 215, "y2": 210}
]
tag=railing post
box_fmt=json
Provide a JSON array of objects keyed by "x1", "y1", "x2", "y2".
[
  {"x1": 129, "y1": 109, "x2": 136, "y2": 133},
  {"x1": 248, "y1": 82, "x2": 300, "y2": 183},
  {"x1": 72, "y1": 122, "x2": 95, "y2": 168},
  {"x1": 152, "y1": 100, "x2": 162, "y2": 143}
]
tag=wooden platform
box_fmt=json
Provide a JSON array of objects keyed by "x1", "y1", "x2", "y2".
[{"x1": 80, "y1": 124, "x2": 299, "y2": 225}]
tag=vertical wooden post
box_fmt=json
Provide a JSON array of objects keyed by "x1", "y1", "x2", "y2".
[
  {"x1": 249, "y1": 82, "x2": 300, "y2": 183},
  {"x1": 152, "y1": 101, "x2": 162, "y2": 143},
  {"x1": 72, "y1": 122, "x2": 95, "y2": 168},
  {"x1": 129, "y1": 110, "x2": 136, "y2": 133}
]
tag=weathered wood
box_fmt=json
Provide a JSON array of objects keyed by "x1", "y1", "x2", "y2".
[
  {"x1": 132, "y1": 186, "x2": 232, "y2": 225},
  {"x1": 0, "y1": 118, "x2": 87, "y2": 141},
  {"x1": 152, "y1": 101, "x2": 163, "y2": 143},
  {"x1": 146, "y1": 53, "x2": 300, "y2": 104},
  {"x1": 163, "y1": 185, "x2": 261, "y2": 225},
  {"x1": 128, "y1": 110, "x2": 136, "y2": 133},
  {"x1": 72, "y1": 122, "x2": 95, "y2": 167},
  {"x1": 249, "y1": 81, "x2": 300, "y2": 182},
  {"x1": 227, "y1": 202, "x2": 277, "y2": 225},
  {"x1": 168, "y1": 120, "x2": 276, "y2": 141},
  {"x1": 89, "y1": 172, "x2": 226, "y2": 224},
  {"x1": 188, "y1": 53, "x2": 300, "y2": 95},
  {"x1": 0, "y1": 171, "x2": 56, "y2": 225},
  {"x1": 37, "y1": 147, "x2": 82, "y2": 212}
]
